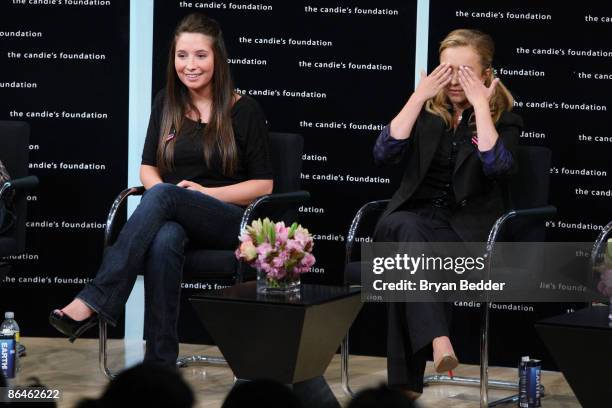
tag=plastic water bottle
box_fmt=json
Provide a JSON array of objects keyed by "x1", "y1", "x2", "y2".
[
  {"x1": 1, "y1": 311, "x2": 20, "y2": 373},
  {"x1": 1, "y1": 312, "x2": 20, "y2": 343},
  {"x1": 518, "y1": 355, "x2": 530, "y2": 407}
]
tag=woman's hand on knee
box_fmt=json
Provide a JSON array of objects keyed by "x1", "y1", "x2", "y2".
[{"x1": 177, "y1": 180, "x2": 206, "y2": 194}]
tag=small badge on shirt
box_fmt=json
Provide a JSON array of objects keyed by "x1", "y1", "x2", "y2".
[
  {"x1": 471, "y1": 133, "x2": 478, "y2": 147},
  {"x1": 166, "y1": 129, "x2": 176, "y2": 142}
]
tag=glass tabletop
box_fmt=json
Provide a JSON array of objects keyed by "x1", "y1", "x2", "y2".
[
  {"x1": 190, "y1": 281, "x2": 361, "y2": 306},
  {"x1": 537, "y1": 305, "x2": 611, "y2": 330}
]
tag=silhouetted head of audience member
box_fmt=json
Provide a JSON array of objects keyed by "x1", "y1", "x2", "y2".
[
  {"x1": 221, "y1": 379, "x2": 302, "y2": 408},
  {"x1": 75, "y1": 362, "x2": 193, "y2": 408},
  {"x1": 347, "y1": 384, "x2": 416, "y2": 408}
]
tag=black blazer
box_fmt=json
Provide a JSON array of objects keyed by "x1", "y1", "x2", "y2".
[{"x1": 378, "y1": 109, "x2": 523, "y2": 242}]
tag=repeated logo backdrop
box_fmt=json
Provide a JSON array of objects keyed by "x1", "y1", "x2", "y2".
[
  {"x1": 0, "y1": 0, "x2": 610, "y2": 367},
  {"x1": 0, "y1": 0, "x2": 129, "y2": 338}
]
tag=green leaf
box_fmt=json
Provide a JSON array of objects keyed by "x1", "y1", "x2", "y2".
[
  {"x1": 269, "y1": 222, "x2": 276, "y2": 244},
  {"x1": 288, "y1": 222, "x2": 298, "y2": 238}
]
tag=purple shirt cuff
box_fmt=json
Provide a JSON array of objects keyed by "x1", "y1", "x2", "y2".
[
  {"x1": 373, "y1": 125, "x2": 409, "y2": 165},
  {"x1": 478, "y1": 138, "x2": 514, "y2": 177}
]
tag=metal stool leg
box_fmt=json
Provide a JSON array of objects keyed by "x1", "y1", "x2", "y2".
[
  {"x1": 340, "y1": 333, "x2": 354, "y2": 397},
  {"x1": 423, "y1": 300, "x2": 544, "y2": 407},
  {"x1": 176, "y1": 354, "x2": 227, "y2": 368},
  {"x1": 342, "y1": 302, "x2": 537, "y2": 406},
  {"x1": 424, "y1": 302, "x2": 520, "y2": 406},
  {"x1": 423, "y1": 303, "x2": 518, "y2": 407},
  {"x1": 480, "y1": 300, "x2": 491, "y2": 407},
  {"x1": 424, "y1": 374, "x2": 518, "y2": 390},
  {"x1": 99, "y1": 320, "x2": 117, "y2": 380},
  {"x1": 98, "y1": 319, "x2": 228, "y2": 379}
]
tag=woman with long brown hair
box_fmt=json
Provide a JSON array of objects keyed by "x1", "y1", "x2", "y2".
[
  {"x1": 373, "y1": 29, "x2": 522, "y2": 399},
  {"x1": 50, "y1": 13, "x2": 273, "y2": 365}
]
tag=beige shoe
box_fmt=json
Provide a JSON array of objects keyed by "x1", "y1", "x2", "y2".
[{"x1": 433, "y1": 352, "x2": 459, "y2": 373}]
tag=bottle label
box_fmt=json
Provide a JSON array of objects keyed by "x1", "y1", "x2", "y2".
[{"x1": 0, "y1": 334, "x2": 16, "y2": 379}]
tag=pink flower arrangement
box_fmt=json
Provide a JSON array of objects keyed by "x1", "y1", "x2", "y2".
[{"x1": 235, "y1": 218, "x2": 315, "y2": 282}]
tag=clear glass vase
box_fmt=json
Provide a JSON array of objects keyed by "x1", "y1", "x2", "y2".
[{"x1": 256, "y1": 268, "x2": 301, "y2": 295}]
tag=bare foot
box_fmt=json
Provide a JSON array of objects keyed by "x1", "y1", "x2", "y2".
[
  {"x1": 432, "y1": 336, "x2": 459, "y2": 373},
  {"x1": 56, "y1": 299, "x2": 95, "y2": 321}
]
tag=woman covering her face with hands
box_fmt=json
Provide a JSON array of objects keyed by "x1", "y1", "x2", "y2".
[
  {"x1": 373, "y1": 29, "x2": 522, "y2": 399},
  {"x1": 50, "y1": 13, "x2": 273, "y2": 366}
]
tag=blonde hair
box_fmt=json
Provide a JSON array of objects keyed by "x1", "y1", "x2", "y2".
[{"x1": 425, "y1": 29, "x2": 514, "y2": 127}]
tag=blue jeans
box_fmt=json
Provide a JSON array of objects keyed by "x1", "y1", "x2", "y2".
[{"x1": 78, "y1": 183, "x2": 244, "y2": 365}]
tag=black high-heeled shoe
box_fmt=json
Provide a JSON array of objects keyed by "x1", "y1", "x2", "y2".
[{"x1": 49, "y1": 310, "x2": 98, "y2": 343}]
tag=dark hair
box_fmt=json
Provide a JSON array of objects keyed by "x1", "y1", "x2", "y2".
[
  {"x1": 157, "y1": 12, "x2": 237, "y2": 176},
  {"x1": 221, "y1": 379, "x2": 302, "y2": 408},
  {"x1": 347, "y1": 384, "x2": 415, "y2": 408}
]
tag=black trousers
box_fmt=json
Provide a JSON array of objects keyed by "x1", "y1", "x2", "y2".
[{"x1": 374, "y1": 204, "x2": 462, "y2": 392}]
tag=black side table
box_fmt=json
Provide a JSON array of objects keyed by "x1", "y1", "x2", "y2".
[
  {"x1": 190, "y1": 281, "x2": 362, "y2": 408},
  {"x1": 535, "y1": 305, "x2": 612, "y2": 408}
]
